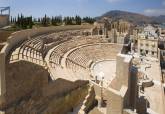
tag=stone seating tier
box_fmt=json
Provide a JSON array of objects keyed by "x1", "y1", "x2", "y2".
[
  {"x1": 67, "y1": 44, "x2": 121, "y2": 69},
  {"x1": 49, "y1": 37, "x2": 106, "y2": 65}
]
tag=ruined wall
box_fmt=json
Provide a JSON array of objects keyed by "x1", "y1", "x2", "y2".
[
  {"x1": 115, "y1": 54, "x2": 133, "y2": 108},
  {"x1": 5, "y1": 60, "x2": 49, "y2": 106},
  {"x1": 0, "y1": 15, "x2": 9, "y2": 28},
  {"x1": 110, "y1": 54, "x2": 132, "y2": 91},
  {"x1": 105, "y1": 86, "x2": 127, "y2": 114},
  {"x1": 42, "y1": 85, "x2": 88, "y2": 114},
  {"x1": 6, "y1": 82, "x2": 89, "y2": 114},
  {"x1": 129, "y1": 66, "x2": 138, "y2": 109},
  {"x1": 3, "y1": 60, "x2": 89, "y2": 114},
  {"x1": 0, "y1": 44, "x2": 4, "y2": 51},
  {"x1": 78, "y1": 85, "x2": 96, "y2": 114},
  {"x1": 43, "y1": 79, "x2": 89, "y2": 97},
  {"x1": 0, "y1": 53, "x2": 6, "y2": 108},
  {"x1": 104, "y1": 54, "x2": 134, "y2": 113},
  {"x1": 0, "y1": 30, "x2": 13, "y2": 43}
]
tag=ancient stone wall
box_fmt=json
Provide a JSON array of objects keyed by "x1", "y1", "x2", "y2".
[
  {"x1": 0, "y1": 30, "x2": 12, "y2": 43},
  {"x1": 78, "y1": 85, "x2": 96, "y2": 114},
  {"x1": 0, "y1": 53, "x2": 6, "y2": 108},
  {"x1": 2, "y1": 60, "x2": 89, "y2": 114},
  {"x1": 0, "y1": 43, "x2": 4, "y2": 51},
  {"x1": 0, "y1": 15, "x2": 9, "y2": 28},
  {"x1": 106, "y1": 86, "x2": 127, "y2": 114},
  {"x1": 6, "y1": 82, "x2": 89, "y2": 114},
  {"x1": 43, "y1": 79, "x2": 89, "y2": 97},
  {"x1": 110, "y1": 54, "x2": 132, "y2": 91},
  {"x1": 5, "y1": 60, "x2": 49, "y2": 106},
  {"x1": 129, "y1": 66, "x2": 138, "y2": 109},
  {"x1": 115, "y1": 54, "x2": 132, "y2": 108},
  {"x1": 43, "y1": 85, "x2": 88, "y2": 114}
]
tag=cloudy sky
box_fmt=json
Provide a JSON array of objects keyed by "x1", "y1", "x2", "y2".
[{"x1": 0, "y1": 0, "x2": 165, "y2": 17}]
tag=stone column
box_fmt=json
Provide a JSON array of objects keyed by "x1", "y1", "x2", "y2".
[
  {"x1": 0, "y1": 53, "x2": 6, "y2": 108},
  {"x1": 102, "y1": 28, "x2": 104, "y2": 36},
  {"x1": 97, "y1": 29, "x2": 99, "y2": 36},
  {"x1": 93, "y1": 83, "x2": 103, "y2": 107},
  {"x1": 130, "y1": 66, "x2": 138, "y2": 109},
  {"x1": 96, "y1": 96, "x2": 102, "y2": 108},
  {"x1": 105, "y1": 87, "x2": 124, "y2": 114}
]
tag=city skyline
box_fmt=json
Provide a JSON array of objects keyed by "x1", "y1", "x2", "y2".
[{"x1": 0, "y1": 0, "x2": 165, "y2": 17}]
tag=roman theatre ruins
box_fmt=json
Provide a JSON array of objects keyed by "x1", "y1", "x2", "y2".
[{"x1": 0, "y1": 25, "x2": 140, "y2": 114}]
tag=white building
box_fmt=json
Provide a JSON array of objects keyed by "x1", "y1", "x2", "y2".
[{"x1": 138, "y1": 25, "x2": 158, "y2": 57}]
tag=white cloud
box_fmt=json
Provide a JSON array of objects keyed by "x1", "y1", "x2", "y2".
[
  {"x1": 144, "y1": 9, "x2": 165, "y2": 16},
  {"x1": 143, "y1": 0, "x2": 165, "y2": 16},
  {"x1": 163, "y1": 0, "x2": 165, "y2": 6},
  {"x1": 106, "y1": 0, "x2": 121, "y2": 3}
]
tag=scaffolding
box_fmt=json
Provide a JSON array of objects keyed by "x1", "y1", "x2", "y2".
[{"x1": 0, "y1": 6, "x2": 10, "y2": 16}]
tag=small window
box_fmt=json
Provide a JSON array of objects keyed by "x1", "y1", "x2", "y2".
[
  {"x1": 163, "y1": 52, "x2": 165, "y2": 56},
  {"x1": 146, "y1": 50, "x2": 148, "y2": 54},
  {"x1": 140, "y1": 49, "x2": 143, "y2": 55},
  {"x1": 152, "y1": 51, "x2": 154, "y2": 55}
]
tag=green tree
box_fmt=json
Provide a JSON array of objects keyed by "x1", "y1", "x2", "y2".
[
  {"x1": 16, "y1": 14, "x2": 20, "y2": 27},
  {"x1": 42, "y1": 14, "x2": 48, "y2": 26},
  {"x1": 75, "y1": 15, "x2": 81, "y2": 25},
  {"x1": 83, "y1": 16, "x2": 95, "y2": 24},
  {"x1": 51, "y1": 16, "x2": 57, "y2": 26},
  {"x1": 10, "y1": 16, "x2": 13, "y2": 24}
]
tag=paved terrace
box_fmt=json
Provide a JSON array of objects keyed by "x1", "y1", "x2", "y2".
[{"x1": 140, "y1": 57, "x2": 165, "y2": 114}]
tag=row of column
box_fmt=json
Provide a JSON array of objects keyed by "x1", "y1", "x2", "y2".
[{"x1": 96, "y1": 28, "x2": 107, "y2": 36}]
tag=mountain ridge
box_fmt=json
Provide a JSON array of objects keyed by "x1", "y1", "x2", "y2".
[{"x1": 96, "y1": 10, "x2": 165, "y2": 24}]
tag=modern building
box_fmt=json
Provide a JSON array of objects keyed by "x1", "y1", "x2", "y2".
[{"x1": 137, "y1": 25, "x2": 159, "y2": 57}]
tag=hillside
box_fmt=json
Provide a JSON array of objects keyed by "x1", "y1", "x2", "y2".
[{"x1": 96, "y1": 10, "x2": 165, "y2": 25}]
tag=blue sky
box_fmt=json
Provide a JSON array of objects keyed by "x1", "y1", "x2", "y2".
[{"x1": 0, "y1": 0, "x2": 165, "y2": 17}]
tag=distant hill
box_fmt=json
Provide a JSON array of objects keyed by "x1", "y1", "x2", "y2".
[
  {"x1": 151, "y1": 15, "x2": 165, "y2": 24},
  {"x1": 96, "y1": 10, "x2": 165, "y2": 25}
]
